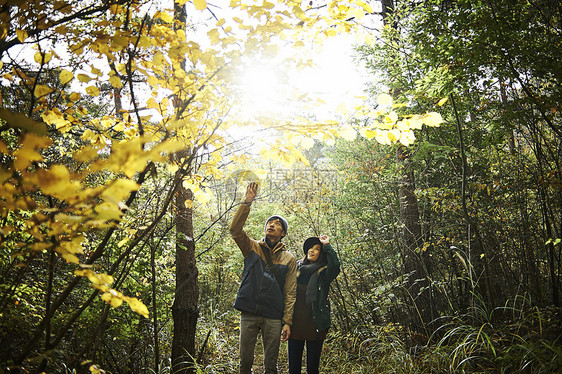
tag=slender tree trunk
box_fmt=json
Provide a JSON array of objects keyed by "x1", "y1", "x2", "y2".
[
  {"x1": 381, "y1": 0, "x2": 433, "y2": 334},
  {"x1": 450, "y1": 93, "x2": 503, "y2": 309},
  {"x1": 535, "y1": 140, "x2": 560, "y2": 307},
  {"x1": 500, "y1": 79, "x2": 542, "y2": 302},
  {"x1": 397, "y1": 145, "x2": 433, "y2": 333},
  {"x1": 172, "y1": 179, "x2": 199, "y2": 373},
  {"x1": 171, "y1": 4, "x2": 199, "y2": 372},
  {"x1": 150, "y1": 239, "x2": 160, "y2": 373}
]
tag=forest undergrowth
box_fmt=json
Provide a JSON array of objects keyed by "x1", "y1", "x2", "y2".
[{"x1": 182, "y1": 298, "x2": 561, "y2": 374}]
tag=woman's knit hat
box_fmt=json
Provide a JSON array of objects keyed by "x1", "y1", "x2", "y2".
[{"x1": 303, "y1": 236, "x2": 323, "y2": 255}]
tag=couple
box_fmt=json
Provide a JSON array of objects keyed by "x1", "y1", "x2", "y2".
[{"x1": 229, "y1": 182, "x2": 341, "y2": 374}]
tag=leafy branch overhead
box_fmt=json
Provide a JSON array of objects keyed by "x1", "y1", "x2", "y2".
[{"x1": 0, "y1": 0, "x2": 442, "y2": 318}]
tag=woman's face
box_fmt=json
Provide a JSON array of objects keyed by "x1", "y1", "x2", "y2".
[{"x1": 307, "y1": 244, "x2": 322, "y2": 263}]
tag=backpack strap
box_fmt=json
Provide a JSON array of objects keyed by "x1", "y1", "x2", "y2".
[{"x1": 263, "y1": 246, "x2": 282, "y2": 289}]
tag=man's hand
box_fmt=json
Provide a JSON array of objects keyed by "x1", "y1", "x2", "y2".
[
  {"x1": 281, "y1": 324, "x2": 290, "y2": 343},
  {"x1": 245, "y1": 182, "x2": 258, "y2": 203}
]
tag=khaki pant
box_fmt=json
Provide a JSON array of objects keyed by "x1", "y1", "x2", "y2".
[{"x1": 239, "y1": 311, "x2": 283, "y2": 374}]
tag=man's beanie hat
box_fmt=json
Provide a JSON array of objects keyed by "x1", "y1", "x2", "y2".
[
  {"x1": 265, "y1": 215, "x2": 288, "y2": 234},
  {"x1": 303, "y1": 237, "x2": 323, "y2": 255}
]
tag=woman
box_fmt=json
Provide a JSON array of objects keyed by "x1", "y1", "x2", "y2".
[{"x1": 288, "y1": 234, "x2": 340, "y2": 374}]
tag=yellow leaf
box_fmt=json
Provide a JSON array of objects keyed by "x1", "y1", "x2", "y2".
[
  {"x1": 86, "y1": 86, "x2": 100, "y2": 96},
  {"x1": 422, "y1": 112, "x2": 443, "y2": 127},
  {"x1": 361, "y1": 128, "x2": 375, "y2": 139},
  {"x1": 153, "y1": 51, "x2": 165, "y2": 66},
  {"x1": 101, "y1": 179, "x2": 139, "y2": 204},
  {"x1": 59, "y1": 69, "x2": 73, "y2": 84},
  {"x1": 396, "y1": 120, "x2": 408, "y2": 131},
  {"x1": 54, "y1": 213, "x2": 84, "y2": 225},
  {"x1": 89, "y1": 364, "x2": 102, "y2": 374},
  {"x1": 74, "y1": 145, "x2": 99, "y2": 162},
  {"x1": 293, "y1": 6, "x2": 306, "y2": 20},
  {"x1": 399, "y1": 130, "x2": 416, "y2": 146},
  {"x1": 0, "y1": 166, "x2": 10, "y2": 183},
  {"x1": 101, "y1": 292, "x2": 123, "y2": 307},
  {"x1": 34, "y1": 52, "x2": 52, "y2": 64},
  {"x1": 94, "y1": 201, "x2": 123, "y2": 221},
  {"x1": 207, "y1": 29, "x2": 220, "y2": 45},
  {"x1": 437, "y1": 97, "x2": 448, "y2": 106},
  {"x1": 347, "y1": 7, "x2": 365, "y2": 20},
  {"x1": 62, "y1": 253, "x2": 80, "y2": 264},
  {"x1": 384, "y1": 111, "x2": 398, "y2": 124},
  {"x1": 37, "y1": 164, "x2": 82, "y2": 197},
  {"x1": 77, "y1": 74, "x2": 92, "y2": 83},
  {"x1": 300, "y1": 137, "x2": 314, "y2": 149},
  {"x1": 263, "y1": 43, "x2": 279, "y2": 56},
  {"x1": 125, "y1": 297, "x2": 149, "y2": 318},
  {"x1": 361, "y1": 2, "x2": 374, "y2": 13},
  {"x1": 117, "y1": 237, "x2": 129, "y2": 247},
  {"x1": 176, "y1": 28, "x2": 186, "y2": 41},
  {"x1": 0, "y1": 108, "x2": 47, "y2": 135},
  {"x1": 408, "y1": 116, "x2": 424, "y2": 130},
  {"x1": 75, "y1": 269, "x2": 114, "y2": 286},
  {"x1": 111, "y1": 35, "x2": 129, "y2": 51},
  {"x1": 156, "y1": 11, "x2": 173, "y2": 23},
  {"x1": 42, "y1": 110, "x2": 70, "y2": 131},
  {"x1": 193, "y1": 0, "x2": 207, "y2": 10},
  {"x1": 109, "y1": 4, "x2": 122, "y2": 14},
  {"x1": 377, "y1": 93, "x2": 393, "y2": 107},
  {"x1": 109, "y1": 75, "x2": 123, "y2": 88},
  {"x1": 16, "y1": 29, "x2": 28, "y2": 42},
  {"x1": 30, "y1": 242, "x2": 51, "y2": 251},
  {"x1": 34, "y1": 84, "x2": 54, "y2": 98},
  {"x1": 0, "y1": 14, "x2": 8, "y2": 40},
  {"x1": 69, "y1": 92, "x2": 81, "y2": 101},
  {"x1": 340, "y1": 126, "x2": 356, "y2": 141},
  {"x1": 13, "y1": 143, "x2": 44, "y2": 171},
  {"x1": 375, "y1": 130, "x2": 392, "y2": 145},
  {"x1": 195, "y1": 188, "x2": 212, "y2": 204}
]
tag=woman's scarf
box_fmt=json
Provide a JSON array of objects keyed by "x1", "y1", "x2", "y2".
[{"x1": 298, "y1": 262, "x2": 323, "y2": 305}]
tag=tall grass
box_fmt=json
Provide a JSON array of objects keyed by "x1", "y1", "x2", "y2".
[
  {"x1": 169, "y1": 294, "x2": 560, "y2": 373},
  {"x1": 429, "y1": 294, "x2": 562, "y2": 373}
]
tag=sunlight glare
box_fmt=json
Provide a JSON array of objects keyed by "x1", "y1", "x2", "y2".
[{"x1": 237, "y1": 64, "x2": 289, "y2": 119}]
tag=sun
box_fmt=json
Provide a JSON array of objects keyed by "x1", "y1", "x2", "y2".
[
  {"x1": 229, "y1": 32, "x2": 368, "y2": 125},
  {"x1": 235, "y1": 63, "x2": 290, "y2": 119}
]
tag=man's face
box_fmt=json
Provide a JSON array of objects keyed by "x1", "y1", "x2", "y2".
[
  {"x1": 265, "y1": 218, "x2": 285, "y2": 241},
  {"x1": 307, "y1": 244, "x2": 322, "y2": 263}
]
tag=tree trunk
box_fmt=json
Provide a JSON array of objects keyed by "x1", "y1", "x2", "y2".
[
  {"x1": 172, "y1": 177, "x2": 199, "y2": 373},
  {"x1": 397, "y1": 145, "x2": 433, "y2": 333},
  {"x1": 151, "y1": 239, "x2": 160, "y2": 373},
  {"x1": 171, "y1": 3, "x2": 199, "y2": 372},
  {"x1": 381, "y1": 0, "x2": 433, "y2": 335},
  {"x1": 500, "y1": 79, "x2": 542, "y2": 303},
  {"x1": 451, "y1": 93, "x2": 500, "y2": 309}
]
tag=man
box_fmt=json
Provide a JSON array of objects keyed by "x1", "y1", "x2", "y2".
[{"x1": 230, "y1": 181, "x2": 297, "y2": 374}]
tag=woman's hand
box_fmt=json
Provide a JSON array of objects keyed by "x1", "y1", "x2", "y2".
[
  {"x1": 320, "y1": 234, "x2": 330, "y2": 245},
  {"x1": 281, "y1": 324, "x2": 291, "y2": 342}
]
